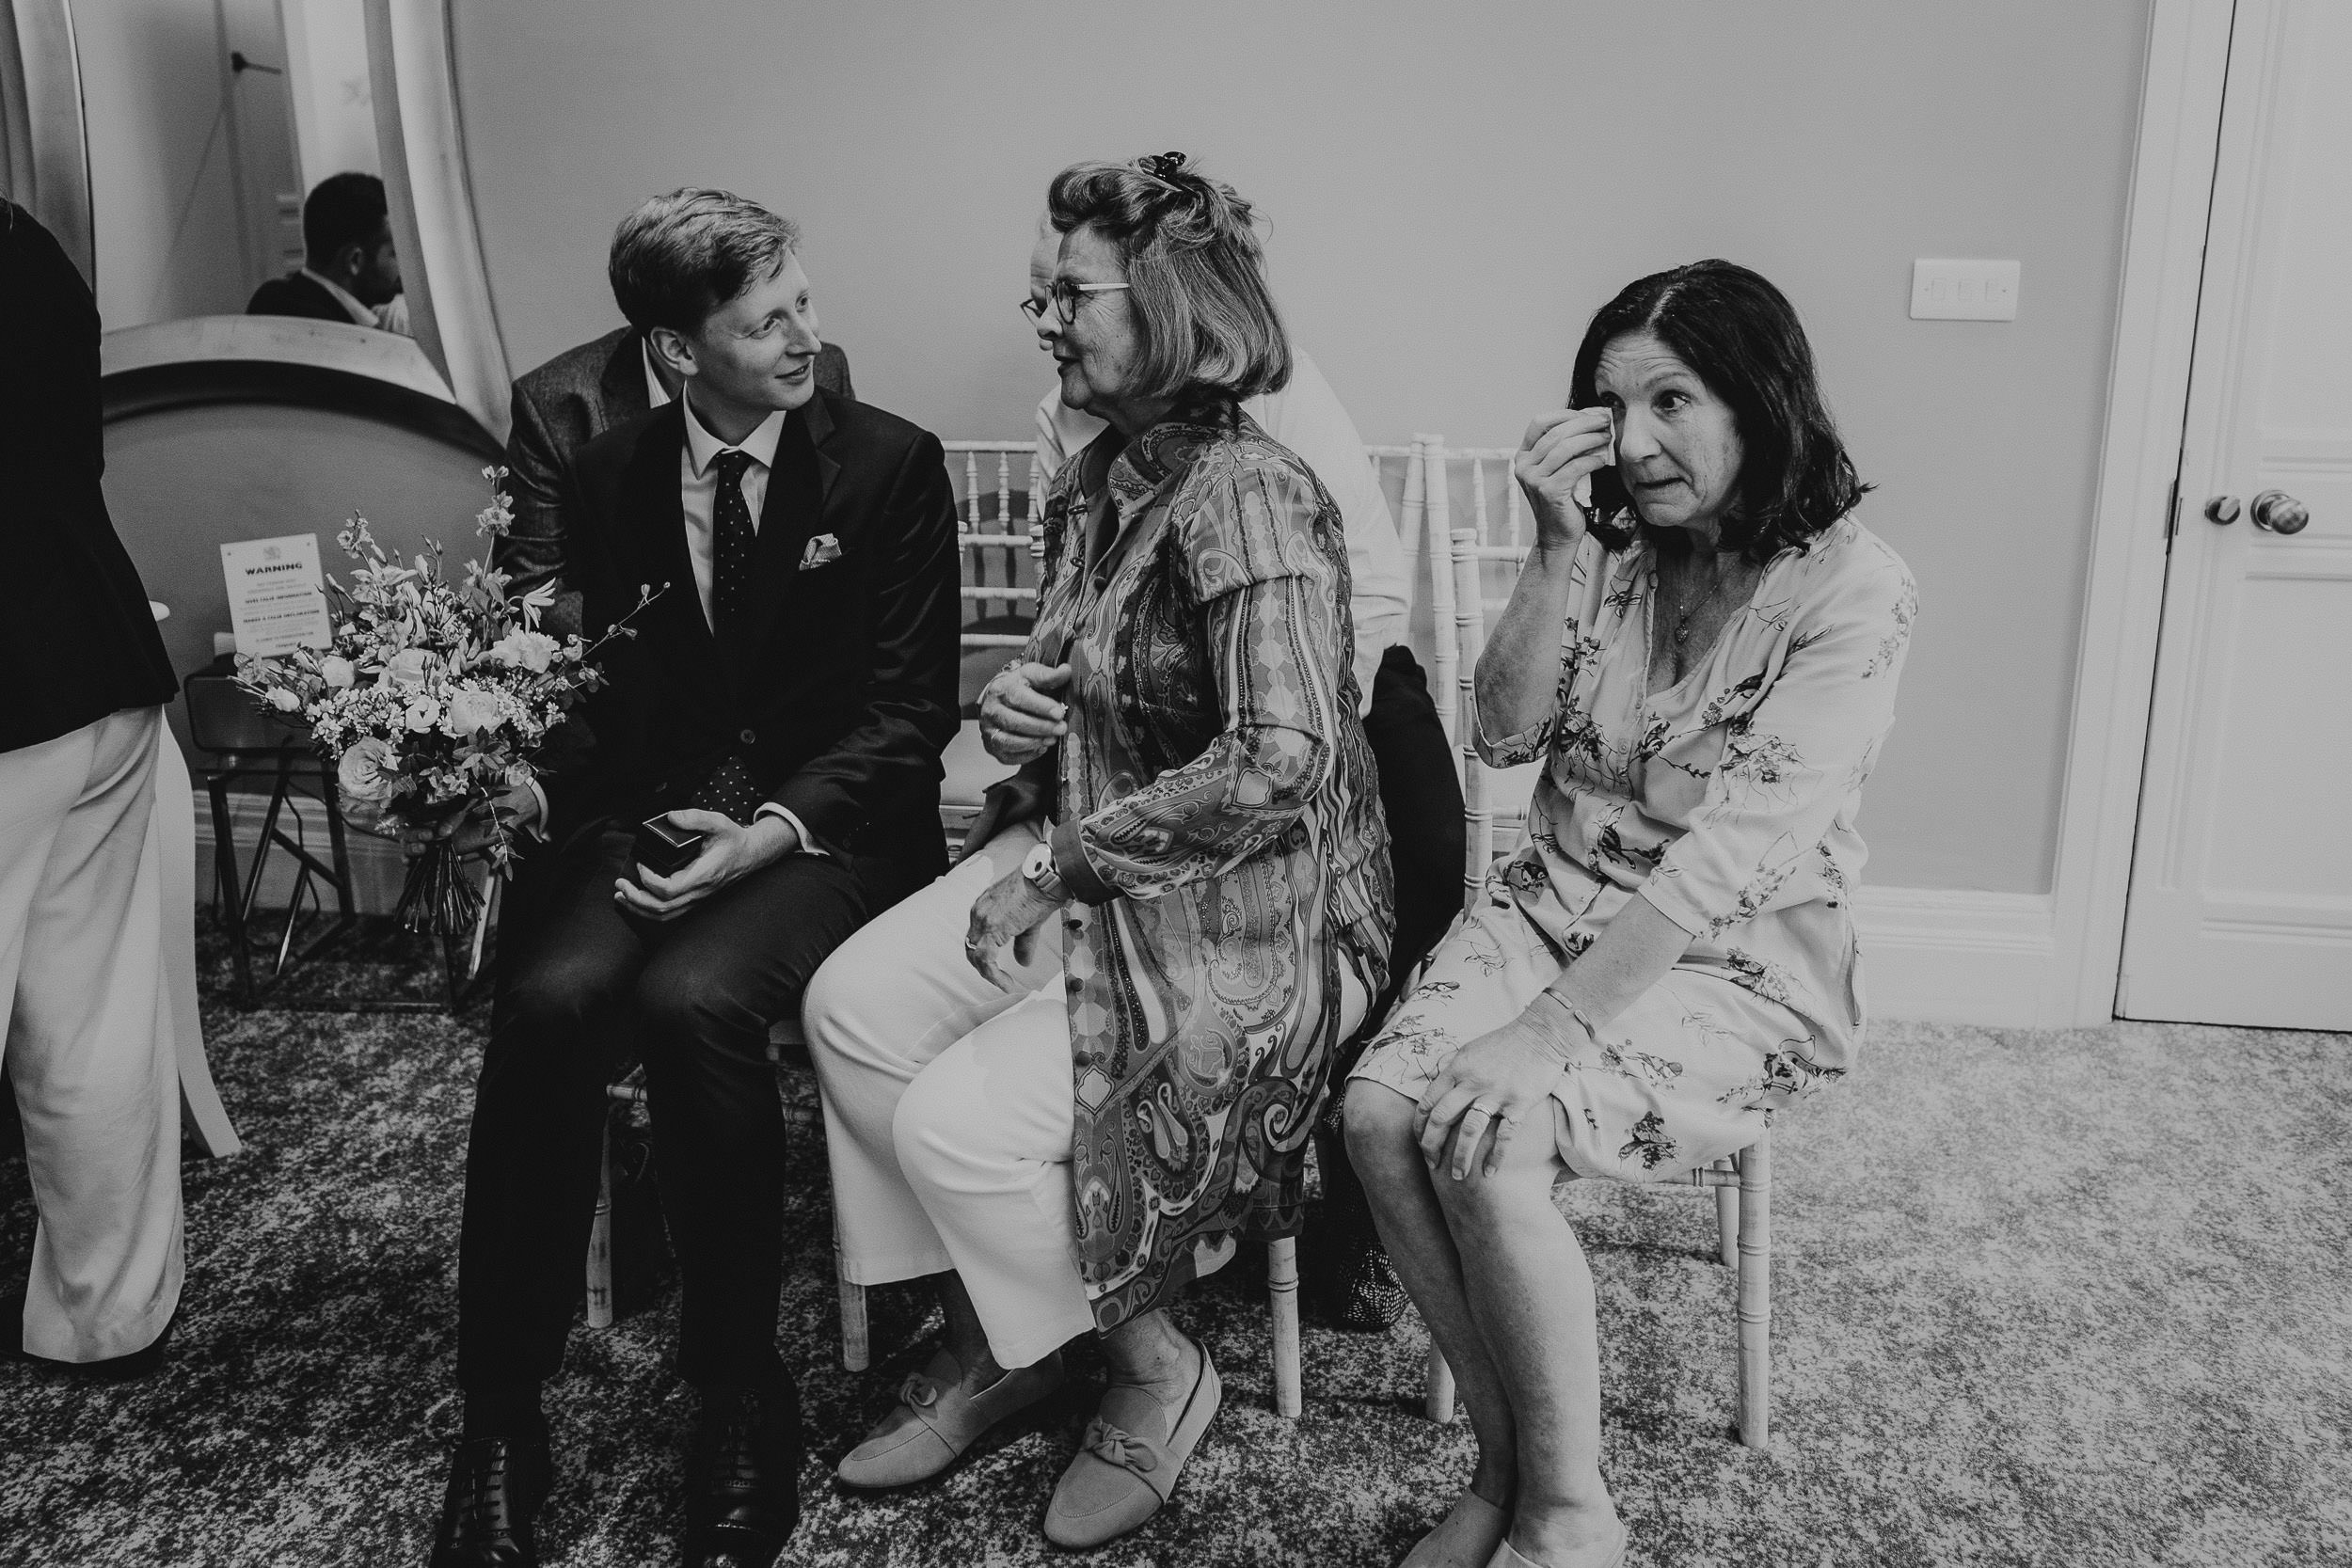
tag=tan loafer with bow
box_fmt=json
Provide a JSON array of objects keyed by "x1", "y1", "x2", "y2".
[
  {"x1": 1042, "y1": 1346, "x2": 1221, "y2": 1550},
  {"x1": 1486, "y1": 1517, "x2": 1629, "y2": 1568},
  {"x1": 835, "y1": 1346, "x2": 1064, "y2": 1490}
]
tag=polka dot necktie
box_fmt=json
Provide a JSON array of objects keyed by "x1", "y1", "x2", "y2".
[
  {"x1": 691, "y1": 448, "x2": 760, "y2": 824},
  {"x1": 707, "y1": 447, "x2": 758, "y2": 643},
  {"x1": 690, "y1": 753, "x2": 760, "y2": 824}
]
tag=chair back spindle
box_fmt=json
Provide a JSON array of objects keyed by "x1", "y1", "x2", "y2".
[{"x1": 1451, "y1": 526, "x2": 1490, "y2": 911}]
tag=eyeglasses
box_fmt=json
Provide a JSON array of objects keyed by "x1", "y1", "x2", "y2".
[{"x1": 1018, "y1": 279, "x2": 1133, "y2": 325}]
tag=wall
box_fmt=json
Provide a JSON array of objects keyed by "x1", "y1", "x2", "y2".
[
  {"x1": 449, "y1": 0, "x2": 2151, "y2": 895},
  {"x1": 281, "y1": 0, "x2": 380, "y2": 191},
  {"x1": 103, "y1": 402, "x2": 498, "y2": 758},
  {"x1": 78, "y1": 0, "x2": 248, "y2": 325},
  {"x1": 78, "y1": 0, "x2": 306, "y2": 328}
]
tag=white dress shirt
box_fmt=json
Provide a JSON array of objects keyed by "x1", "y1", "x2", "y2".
[
  {"x1": 299, "y1": 267, "x2": 379, "y2": 327},
  {"x1": 1034, "y1": 345, "x2": 1410, "y2": 715},
  {"x1": 665, "y1": 388, "x2": 823, "y2": 855},
  {"x1": 678, "y1": 393, "x2": 784, "y2": 629}
]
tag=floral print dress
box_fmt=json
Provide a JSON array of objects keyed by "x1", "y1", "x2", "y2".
[
  {"x1": 1027, "y1": 404, "x2": 1392, "y2": 1330},
  {"x1": 1351, "y1": 515, "x2": 1915, "y2": 1180}
]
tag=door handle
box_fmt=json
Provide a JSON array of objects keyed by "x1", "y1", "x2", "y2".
[
  {"x1": 2249, "y1": 489, "x2": 2310, "y2": 535},
  {"x1": 2203, "y1": 495, "x2": 2241, "y2": 525}
]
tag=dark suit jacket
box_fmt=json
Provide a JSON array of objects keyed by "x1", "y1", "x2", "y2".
[
  {"x1": 1, "y1": 201, "x2": 178, "y2": 753},
  {"x1": 552, "y1": 389, "x2": 957, "y2": 871},
  {"x1": 245, "y1": 270, "x2": 361, "y2": 323},
  {"x1": 498, "y1": 326, "x2": 852, "y2": 634}
]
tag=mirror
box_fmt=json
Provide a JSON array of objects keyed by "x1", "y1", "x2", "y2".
[
  {"x1": 0, "y1": 0, "x2": 504, "y2": 444},
  {"x1": 78, "y1": 0, "x2": 400, "y2": 333}
]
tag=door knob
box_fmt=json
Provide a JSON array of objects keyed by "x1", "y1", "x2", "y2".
[
  {"x1": 2203, "y1": 495, "x2": 2241, "y2": 525},
  {"x1": 2249, "y1": 489, "x2": 2310, "y2": 535}
]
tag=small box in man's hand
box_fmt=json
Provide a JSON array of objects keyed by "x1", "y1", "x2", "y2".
[{"x1": 633, "y1": 815, "x2": 707, "y2": 878}]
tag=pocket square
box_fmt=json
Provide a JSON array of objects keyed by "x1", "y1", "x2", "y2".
[{"x1": 799, "y1": 533, "x2": 843, "y2": 570}]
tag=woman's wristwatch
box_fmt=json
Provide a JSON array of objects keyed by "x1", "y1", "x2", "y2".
[{"x1": 1021, "y1": 839, "x2": 1068, "y2": 903}]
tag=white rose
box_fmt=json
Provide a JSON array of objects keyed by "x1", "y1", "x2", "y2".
[
  {"x1": 405, "y1": 697, "x2": 439, "y2": 733},
  {"x1": 490, "y1": 629, "x2": 559, "y2": 674},
  {"x1": 266, "y1": 687, "x2": 302, "y2": 713},
  {"x1": 320, "y1": 656, "x2": 356, "y2": 689},
  {"x1": 444, "y1": 688, "x2": 502, "y2": 736},
  {"x1": 379, "y1": 648, "x2": 436, "y2": 690},
  {"x1": 337, "y1": 737, "x2": 396, "y2": 804}
]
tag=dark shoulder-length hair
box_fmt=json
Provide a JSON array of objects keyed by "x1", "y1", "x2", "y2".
[
  {"x1": 1046, "y1": 152, "x2": 1291, "y2": 404},
  {"x1": 1570, "y1": 259, "x2": 1869, "y2": 565}
]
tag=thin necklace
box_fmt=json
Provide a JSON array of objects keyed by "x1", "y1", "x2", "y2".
[{"x1": 1663, "y1": 546, "x2": 1750, "y2": 652}]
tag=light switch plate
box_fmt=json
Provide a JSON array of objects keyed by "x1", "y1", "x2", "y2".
[{"x1": 1910, "y1": 259, "x2": 2020, "y2": 321}]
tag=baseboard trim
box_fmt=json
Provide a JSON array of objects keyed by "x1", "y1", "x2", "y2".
[
  {"x1": 190, "y1": 794, "x2": 2059, "y2": 1026},
  {"x1": 1851, "y1": 885, "x2": 2057, "y2": 1027}
]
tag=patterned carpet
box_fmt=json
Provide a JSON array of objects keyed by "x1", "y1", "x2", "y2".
[{"x1": 1, "y1": 916, "x2": 2346, "y2": 1568}]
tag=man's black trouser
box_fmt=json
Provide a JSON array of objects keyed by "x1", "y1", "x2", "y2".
[{"x1": 454, "y1": 824, "x2": 923, "y2": 1393}]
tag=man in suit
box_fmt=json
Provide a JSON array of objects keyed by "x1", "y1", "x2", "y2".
[
  {"x1": 425, "y1": 189, "x2": 959, "y2": 1568},
  {"x1": 499, "y1": 324, "x2": 851, "y2": 639},
  {"x1": 245, "y1": 171, "x2": 405, "y2": 329},
  {"x1": 0, "y1": 199, "x2": 184, "y2": 1377}
]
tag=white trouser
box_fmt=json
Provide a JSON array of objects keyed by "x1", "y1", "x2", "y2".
[
  {"x1": 0, "y1": 707, "x2": 184, "y2": 1361},
  {"x1": 803, "y1": 819, "x2": 1093, "y2": 1369},
  {"x1": 803, "y1": 818, "x2": 1366, "y2": 1371}
]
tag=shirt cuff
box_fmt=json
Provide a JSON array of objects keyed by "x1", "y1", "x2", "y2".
[
  {"x1": 1049, "y1": 816, "x2": 1117, "y2": 904},
  {"x1": 1633, "y1": 876, "x2": 1710, "y2": 939},
  {"x1": 517, "y1": 779, "x2": 550, "y2": 842},
  {"x1": 1472, "y1": 699, "x2": 1551, "y2": 769},
  {"x1": 754, "y1": 802, "x2": 829, "y2": 858}
]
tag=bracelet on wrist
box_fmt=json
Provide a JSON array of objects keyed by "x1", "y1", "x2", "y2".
[{"x1": 1526, "y1": 989, "x2": 1602, "y2": 1061}]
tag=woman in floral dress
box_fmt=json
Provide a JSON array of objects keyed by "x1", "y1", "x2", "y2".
[
  {"x1": 803, "y1": 154, "x2": 1390, "y2": 1550},
  {"x1": 1346, "y1": 260, "x2": 1915, "y2": 1568}
]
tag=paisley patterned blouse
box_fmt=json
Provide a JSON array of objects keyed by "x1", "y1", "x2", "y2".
[
  {"x1": 1026, "y1": 404, "x2": 1392, "y2": 1333},
  {"x1": 1483, "y1": 515, "x2": 1917, "y2": 1078}
]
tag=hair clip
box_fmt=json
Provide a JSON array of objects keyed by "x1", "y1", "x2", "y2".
[{"x1": 1136, "y1": 150, "x2": 1191, "y2": 183}]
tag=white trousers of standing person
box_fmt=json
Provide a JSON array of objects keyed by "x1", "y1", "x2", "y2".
[
  {"x1": 803, "y1": 817, "x2": 1366, "y2": 1372},
  {"x1": 0, "y1": 706, "x2": 184, "y2": 1362}
]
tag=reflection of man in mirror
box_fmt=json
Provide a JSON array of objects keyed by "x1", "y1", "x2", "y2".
[{"x1": 244, "y1": 171, "x2": 407, "y2": 334}]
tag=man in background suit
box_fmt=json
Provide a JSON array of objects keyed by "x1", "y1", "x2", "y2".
[
  {"x1": 498, "y1": 324, "x2": 851, "y2": 638},
  {"x1": 0, "y1": 199, "x2": 184, "y2": 1378},
  {"x1": 245, "y1": 171, "x2": 405, "y2": 329},
  {"x1": 426, "y1": 189, "x2": 959, "y2": 1568}
]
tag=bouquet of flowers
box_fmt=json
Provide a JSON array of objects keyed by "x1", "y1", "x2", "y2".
[{"x1": 236, "y1": 467, "x2": 657, "y2": 935}]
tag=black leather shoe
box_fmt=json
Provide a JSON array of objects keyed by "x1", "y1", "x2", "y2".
[
  {"x1": 682, "y1": 1380, "x2": 803, "y2": 1568},
  {"x1": 427, "y1": 1433, "x2": 551, "y2": 1568}
]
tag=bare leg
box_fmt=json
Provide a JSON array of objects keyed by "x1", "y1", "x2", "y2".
[
  {"x1": 1429, "y1": 1105, "x2": 1618, "y2": 1565},
  {"x1": 1346, "y1": 1082, "x2": 1518, "y2": 1562},
  {"x1": 935, "y1": 1271, "x2": 1009, "y2": 1394},
  {"x1": 1097, "y1": 1306, "x2": 1200, "y2": 1405}
]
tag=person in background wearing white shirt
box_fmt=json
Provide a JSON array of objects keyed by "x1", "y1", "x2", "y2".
[
  {"x1": 243, "y1": 172, "x2": 406, "y2": 333},
  {"x1": 1011, "y1": 210, "x2": 1467, "y2": 1332}
]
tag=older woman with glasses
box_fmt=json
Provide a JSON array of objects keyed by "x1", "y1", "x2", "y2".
[
  {"x1": 1347, "y1": 261, "x2": 1915, "y2": 1568},
  {"x1": 803, "y1": 152, "x2": 1391, "y2": 1551}
]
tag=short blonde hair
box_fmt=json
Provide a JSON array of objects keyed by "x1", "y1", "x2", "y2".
[
  {"x1": 608, "y1": 187, "x2": 800, "y2": 338},
  {"x1": 1046, "y1": 153, "x2": 1290, "y2": 403}
]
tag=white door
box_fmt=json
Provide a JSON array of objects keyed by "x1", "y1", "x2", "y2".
[{"x1": 2120, "y1": 0, "x2": 2352, "y2": 1030}]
